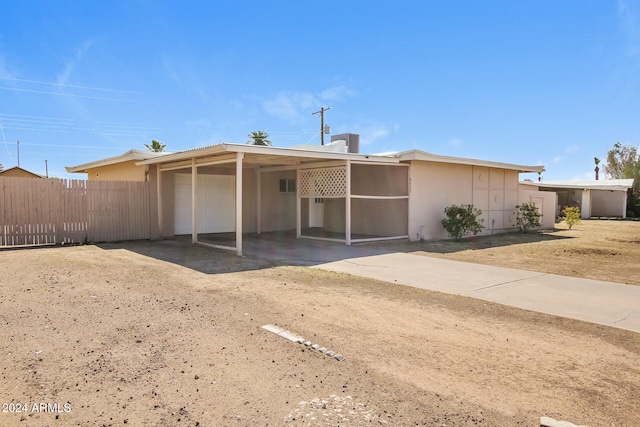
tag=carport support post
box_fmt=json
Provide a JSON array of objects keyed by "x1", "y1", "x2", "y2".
[
  {"x1": 191, "y1": 158, "x2": 197, "y2": 244},
  {"x1": 256, "y1": 169, "x2": 261, "y2": 234},
  {"x1": 157, "y1": 165, "x2": 163, "y2": 237},
  {"x1": 235, "y1": 152, "x2": 243, "y2": 256},
  {"x1": 296, "y1": 167, "x2": 301, "y2": 239},
  {"x1": 346, "y1": 160, "x2": 351, "y2": 245}
]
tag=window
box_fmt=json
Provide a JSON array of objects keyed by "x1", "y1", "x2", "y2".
[{"x1": 279, "y1": 178, "x2": 296, "y2": 193}]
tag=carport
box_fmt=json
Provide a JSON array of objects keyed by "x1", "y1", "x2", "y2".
[
  {"x1": 137, "y1": 143, "x2": 409, "y2": 256},
  {"x1": 520, "y1": 179, "x2": 634, "y2": 219}
]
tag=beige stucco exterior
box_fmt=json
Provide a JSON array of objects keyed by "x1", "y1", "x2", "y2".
[
  {"x1": 85, "y1": 160, "x2": 148, "y2": 181},
  {"x1": 67, "y1": 143, "x2": 548, "y2": 254},
  {"x1": 66, "y1": 149, "x2": 166, "y2": 181}
]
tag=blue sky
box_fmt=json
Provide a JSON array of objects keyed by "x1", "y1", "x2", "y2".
[{"x1": 1, "y1": 1, "x2": 639, "y2": 181}]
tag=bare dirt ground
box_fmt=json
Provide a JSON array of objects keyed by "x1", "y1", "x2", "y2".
[{"x1": 1, "y1": 220, "x2": 639, "y2": 426}]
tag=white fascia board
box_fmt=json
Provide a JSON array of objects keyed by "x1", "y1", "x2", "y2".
[
  {"x1": 137, "y1": 143, "x2": 400, "y2": 166},
  {"x1": 65, "y1": 149, "x2": 167, "y2": 173},
  {"x1": 396, "y1": 149, "x2": 544, "y2": 173},
  {"x1": 531, "y1": 179, "x2": 634, "y2": 191}
]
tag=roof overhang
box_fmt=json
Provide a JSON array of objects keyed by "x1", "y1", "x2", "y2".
[
  {"x1": 395, "y1": 149, "x2": 544, "y2": 173},
  {"x1": 65, "y1": 149, "x2": 168, "y2": 173},
  {"x1": 520, "y1": 179, "x2": 634, "y2": 191},
  {"x1": 136, "y1": 143, "x2": 401, "y2": 169}
]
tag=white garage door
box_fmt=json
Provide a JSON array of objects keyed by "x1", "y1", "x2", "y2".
[{"x1": 174, "y1": 173, "x2": 235, "y2": 235}]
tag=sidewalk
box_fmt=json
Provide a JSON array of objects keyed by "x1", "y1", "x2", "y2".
[{"x1": 313, "y1": 252, "x2": 640, "y2": 333}]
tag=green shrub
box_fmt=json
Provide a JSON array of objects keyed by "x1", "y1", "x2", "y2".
[
  {"x1": 515, "y1": 202, "x2": 541, "y2": 233},
  {"x1": 562, "y1": 206, "x2": 581, "y2": 229},
  {"x1": 441, "y1": 204, "x2": 484, "y2": 241}
]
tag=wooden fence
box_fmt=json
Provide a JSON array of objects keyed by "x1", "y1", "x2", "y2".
[{"x1": 0, "y1": 177, "x2": 150, "y2": 247}]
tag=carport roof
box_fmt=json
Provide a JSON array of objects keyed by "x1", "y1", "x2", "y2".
[
  {"x1": 136, "y1": 143, "x2": 545, "y2": 172},
  {"x1": 135, "y1": 143, "x2": 400, "y2": 168},
  {"x1": 521, "y1": 179, "x2": 634, "y2": 191}
]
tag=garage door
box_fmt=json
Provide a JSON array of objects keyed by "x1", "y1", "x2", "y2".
[{"x1": 174, "y1": 173, "x2": 235, "y2": 235}]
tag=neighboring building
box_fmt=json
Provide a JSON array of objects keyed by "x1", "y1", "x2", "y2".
[
  {"x1": 0, "y1": 166, "x2": 43, "y2": 178},
  {"x1": 65, "y1": 149, "x2": 167, "y2": 181},
  {"x1": 520, "y1": 179, "x2": 634, "y2": 219}
]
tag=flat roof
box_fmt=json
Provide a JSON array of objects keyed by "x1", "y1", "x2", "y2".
[
  {"x1": 520, "y1": 179, "x2": 634, "y2": 191},
  {"x1": 395, "y1": 149, "x2": 544, "y2": 173},
  {"x1": 66, "y1": 149, "x2": 168, "y2": 173},
  {"x1": 135, "y1": 142, "x2": 399, "y2": 166},
  {"x1": 136, "y1": 143, "x2": 544, "y2": 172}
]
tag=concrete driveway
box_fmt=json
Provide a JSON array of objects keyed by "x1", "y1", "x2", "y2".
[
  {"x1": 189, "y1": 232, "x2": 640, "y2": 333},
  {"x1": 312, "y1": 252, "x2": 640, "y2": 334}
]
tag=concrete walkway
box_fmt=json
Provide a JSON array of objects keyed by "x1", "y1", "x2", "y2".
[{"x1": 313, "y1": 252, "x2": 640, "y2": 334}]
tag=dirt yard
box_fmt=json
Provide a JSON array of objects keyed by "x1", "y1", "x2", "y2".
[{"x1": 1, "y1": 220, "x2": 639, "y2": 426}]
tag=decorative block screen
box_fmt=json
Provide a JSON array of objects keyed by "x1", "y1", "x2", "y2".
[{"x1": 298, "y1": 167, "x2": 347, "y2": 197}]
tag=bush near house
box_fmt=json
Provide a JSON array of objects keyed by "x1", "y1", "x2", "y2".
[
  {"x1": 441, "y1": 204, "x2": 484, "y2": 241},
  {"x1": 562, "y1": 206, "x2": 581, "y2": 229},
  {"x1": 515, "y1": 202, "x2": 541, "y2": 233}
]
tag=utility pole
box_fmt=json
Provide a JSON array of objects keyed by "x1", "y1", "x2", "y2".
[
  {"x1": 45, "y1": 160, "x2": 49, "y2": 178},
  {"x1": 312, "y1": 106, "x2": 330, "y2": 145}
]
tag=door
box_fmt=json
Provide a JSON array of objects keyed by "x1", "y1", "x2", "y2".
[
  {"x1": 531, "y1": 196, "x2": 544, "y2": 223},
  {"x1": 174, "y1": 173, "x2": 235, "y2": 234},
  {"x1": 309, "y1": 197, "x2": 324, "y2": 228}
]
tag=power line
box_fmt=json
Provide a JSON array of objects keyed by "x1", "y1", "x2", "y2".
[
  {"x1": 0, "y1": 75, "x2": 143, "y2": 95},
  {"x1": 0, "y1": 86, "x2": 139, "y2": 102}
]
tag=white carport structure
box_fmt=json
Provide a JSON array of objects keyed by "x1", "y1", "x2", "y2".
[
  {"x1": 137, "y1": 143, "x2": 409, "y2": 256},
  {"x1": 520, "y1": 179, "x2": 634, "y2": 219}
]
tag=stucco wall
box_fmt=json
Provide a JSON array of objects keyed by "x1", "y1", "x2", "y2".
[
  {"x1": 409, "y1": 162, "x2": 545, "y2": 241},
  {"x1": 591, "y1": 189, "x2": 626, "y2": 217},
  {"x1": 87, "y1": 161, "x2": 147, "y2": 181},
  {"x1": 517, "y1": 190, "x2": 557, "y2": 229},
  {"x1": 408, "y1": 161, "x2": 474, "y2": 240},
  {"x1": 258, "y1": 170, "x2": 296, "y2": 232}
]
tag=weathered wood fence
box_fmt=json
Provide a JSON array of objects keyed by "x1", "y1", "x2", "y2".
[{"x1": 0, "y1": 177, "x2": 150, "y2": 247}]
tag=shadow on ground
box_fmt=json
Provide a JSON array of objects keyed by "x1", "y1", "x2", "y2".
[
  {"x1": 363, "y1": 229, "x2": 574, "y2": 255},
  {"x1": 95, "y1": 229, "x2": 573, "y2": 275}
]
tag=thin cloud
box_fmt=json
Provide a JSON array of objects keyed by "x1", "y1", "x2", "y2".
[
  {"x1": 618, "y1": 0, "x2": 640, "y2": 57},
  {"x1": 565, "y1": 144, "x2": 579, "y2": 154},
  {"x1": 263, "y1": 86, "x2": 356, "y2": 122},
  {"x1": 349, "y1": 122, "x2": 397, "y2": 146},
  {"x1": 263, "y1": 91, "x2": 319, "y2": 122},
  {"x1": 550, "y1": 144, "x2": 579, "y2": 163},
  {"x1": 448, "y1": 138, "x2": 463, "y2": 148},
  {"x1": 319, "y1": 85, "x2": 357, "y2": 102},
  {"x1": 57, "y1": 39, "x2": 95, "y2": 86}
]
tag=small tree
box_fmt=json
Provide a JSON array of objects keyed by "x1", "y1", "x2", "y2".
[
  {"x1": 145, "y1": 139, "x2": 166, "y2": 152},
  {"x1": 562, "y1": 206, "x2": 581, "y2": 229},
  {"x1": 515, "y1": 202, "x2": 541, "y2": 233},
  {"x1": 247, "y1": 131, "x2": 272, "y2": 146},
  {"x1": 441, "y1": 204, "x2": 484, "y2": 241}
]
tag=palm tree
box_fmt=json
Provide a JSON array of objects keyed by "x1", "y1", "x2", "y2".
[
  {"x1": 145, "y1": 139, "x2": 166, "y2": 152},
  {"x1": 247, "y1": 131, "x2": 271, "y2": 146},
  {"x1": 594, "y1": 157, "x2": 600, "y2": 180}
]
